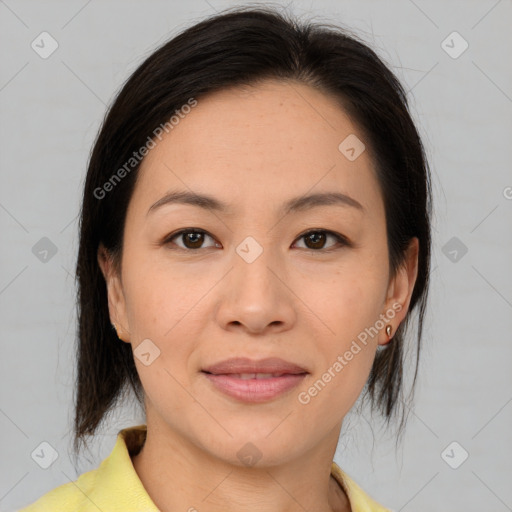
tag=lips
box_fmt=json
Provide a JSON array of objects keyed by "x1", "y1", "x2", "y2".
[
  {"x1": 202, "y1": 357, "x2": 308, "y2": 376},
  {"x1": 201, "y1": 357, "x2": 308, "y2": 403},
  {"x1": 227, "y1": 373, "x2": 288, "y2": 379}
]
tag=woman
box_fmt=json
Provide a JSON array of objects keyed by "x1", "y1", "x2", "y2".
[{"x1": 20, "y1": 5, "x2": 431, "y2": 512}]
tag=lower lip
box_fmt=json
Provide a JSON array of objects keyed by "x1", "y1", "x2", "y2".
[{"x1": 202, "y1": 372, "x2": 307, "y2": 403}]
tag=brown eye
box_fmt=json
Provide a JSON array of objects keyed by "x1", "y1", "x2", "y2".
[
  {"x1": 164, "y1": 228, "x2": 348, "y2": 252},
  {"x1": 304, "y1": 231, "x2": 327, "y2": 250},
  {"x1": 294, "y1": 230, "x2": 348, "y2": 251},
  {"x1": 166, "y1": 229, "x2": 219, "y2": 250}
]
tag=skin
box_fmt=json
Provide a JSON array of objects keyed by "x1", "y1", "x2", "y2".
[{"x1": 98, "y1": 79, "x2": 418, "y2": 512}]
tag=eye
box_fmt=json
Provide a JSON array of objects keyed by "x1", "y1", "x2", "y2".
[
  {"x1": 163, "y1": 228, "x2": 350, "y2": 252},
  {"x1": 165, "y1": 229, "x2": 220, "y2": 250},
  {"x1": 293, "y1": 230, "x2": 349, "y2": 251}
]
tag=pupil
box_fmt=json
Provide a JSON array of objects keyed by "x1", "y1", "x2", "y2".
[
  {"x1": 307, "y1": 232, "x2": 325, "y2": 249},
  {"x1": 186, "y1": 232, "x2": 202, "y2": 247}
]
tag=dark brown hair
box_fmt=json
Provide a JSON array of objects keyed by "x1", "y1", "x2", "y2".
[{"x1": 73, "y1": 5, "x2": 432, "y2": 456}]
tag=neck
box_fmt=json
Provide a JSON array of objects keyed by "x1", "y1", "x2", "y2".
[{"x1": 131, "y1": 421, "x2": 351, "y2": 512}]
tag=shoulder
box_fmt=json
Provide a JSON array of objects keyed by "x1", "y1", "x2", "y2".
[
  {"x1": 18, "y1": 424, "x2": 156, "y2": 512},
  {"x1": 17, "y1": 468, "x2": 100, "y2": 512},
  {"x1": 331, "y1": 462, "x2": 394, "y2": 512}
]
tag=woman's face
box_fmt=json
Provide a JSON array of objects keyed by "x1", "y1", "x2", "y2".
[{"x1": 100, "y1": 80, "x2": 417, "y2": 466}]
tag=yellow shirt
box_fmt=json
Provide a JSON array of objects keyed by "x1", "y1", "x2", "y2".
[{"x1": 19, "y1": 424, "x2": 391, "y2": 512}]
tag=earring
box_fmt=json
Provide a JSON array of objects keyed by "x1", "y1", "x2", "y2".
[{"x1": 385, "y1": 324, "x2": 392, "y2": 339}]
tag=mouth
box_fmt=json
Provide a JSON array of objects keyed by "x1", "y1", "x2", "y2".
[
  {"x1": 202, "y1": 356, "x2": 308, "y2": 375},
  {"x1": 201, "y1": 357, "x2": 309, "y2": 403},
  {"x1": 205, "y1": 372, "x2": 300, "y2": 379}
]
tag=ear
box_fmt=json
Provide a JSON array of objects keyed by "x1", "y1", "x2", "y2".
[
  {"x1": 379, "y1": 237, "x2": 419, "y2": 346},
  {"x1": 97, "y1": 243, "x2": 131, "y2": 343}
]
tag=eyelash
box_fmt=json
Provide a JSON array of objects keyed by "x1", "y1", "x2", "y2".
[{"x1": 162, "y1": 228, "x2": 351, "y2": 253}]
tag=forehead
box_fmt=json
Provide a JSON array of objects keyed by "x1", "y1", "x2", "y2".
[{"x1": 129, "y1": 80, "x2": 382, "y2": 219}]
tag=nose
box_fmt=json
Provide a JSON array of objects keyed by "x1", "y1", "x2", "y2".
[{"x1": 215, "y1": 245, "x2": 297, "y2": 335}]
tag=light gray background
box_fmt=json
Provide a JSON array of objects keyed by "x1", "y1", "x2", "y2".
[{"x1": 1, "y1": 0, "x2": 511, "y2": 510}]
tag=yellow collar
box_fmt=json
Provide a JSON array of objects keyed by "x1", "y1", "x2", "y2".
[{"x1": 21, "y1": 424, "x2": 390, "y2": 511}]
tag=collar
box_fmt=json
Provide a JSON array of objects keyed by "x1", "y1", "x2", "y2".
[{"x1": 83, "y1": 424, "x2": 389, "y2": 511}]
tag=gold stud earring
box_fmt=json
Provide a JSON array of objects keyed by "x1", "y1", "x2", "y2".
[{"x1": 385, "y1": 325, "x2": 392, "y2": 338}]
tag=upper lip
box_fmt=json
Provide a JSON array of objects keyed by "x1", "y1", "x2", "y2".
[{"x1": 202, "y1": 357, "x2": 309, "y2": 375}]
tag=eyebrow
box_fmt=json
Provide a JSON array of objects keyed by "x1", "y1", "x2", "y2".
[{"x1": 146, "y1": 189, "x2": 365, "y2": 217}]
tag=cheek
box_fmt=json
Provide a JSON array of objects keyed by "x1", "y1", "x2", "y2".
[
  {"x1": 122, "y1": 245, "x2": 202, "y2": 332},
  {"x1": 304, "y1": 319, "x2": 378, "y2": 429},
  {"x1": 319, "y1": 261, "x2": 387, "y2": 337},
  {"x1": 303, "y1": 263, "x2": 386, "y2": 413}
]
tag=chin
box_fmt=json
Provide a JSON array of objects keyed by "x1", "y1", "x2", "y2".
[{"x1": 198, "y1": 424, "x2": 307, "y2": 469}]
